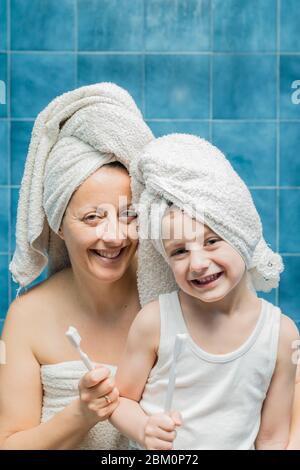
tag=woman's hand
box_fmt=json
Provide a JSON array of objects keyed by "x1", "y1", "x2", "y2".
[
  {"x1": 78, "y1": 365, "x2": 120, "y2": 426},
  {"x1": 143, "y1": 411, "x2": 182, "y2": 450}
]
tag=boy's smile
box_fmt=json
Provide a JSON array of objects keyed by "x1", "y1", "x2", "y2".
[{"x1": 189, "y1": 270, "x2": 224, "y2": 288}]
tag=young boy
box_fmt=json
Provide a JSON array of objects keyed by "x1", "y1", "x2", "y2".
[{"x1": 110, "y1": 134, "x2": 299, "y2": 450}]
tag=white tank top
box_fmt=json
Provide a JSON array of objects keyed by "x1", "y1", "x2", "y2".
[{"x1": 135, "y1": 291, "x2": 281, "y2": 450}]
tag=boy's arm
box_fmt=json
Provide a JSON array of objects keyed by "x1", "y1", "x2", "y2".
[
  {"x1": 255, "y1": 315, "x2": 299, "y2": 450},
  {"x1": 109, "y1": 300, "x2": 160, "y2": 445},
  {"x1": 287, "y1": 352, "x2": 300, "y2": 449}
]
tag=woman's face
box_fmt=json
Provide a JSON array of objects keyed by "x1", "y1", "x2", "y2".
[{"x1": 59, "y1": 165, "x2": 138, "y2": 283}]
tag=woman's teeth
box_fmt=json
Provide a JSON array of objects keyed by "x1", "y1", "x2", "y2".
[
  {"x1": 191, "y1": 271, "x2": 223, "y2": 286},
  {"x1": 94, "y1": 249, "x2": 122, "y2": 259}
]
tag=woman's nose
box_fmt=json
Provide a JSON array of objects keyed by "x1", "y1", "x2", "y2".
[{"x1": 97, "y1": 217, "x2": 124, "y2": 244}]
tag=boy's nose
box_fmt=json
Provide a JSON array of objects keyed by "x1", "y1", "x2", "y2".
[{"x1": 189, "y1": 250, "x2": 210, "y2": 273}]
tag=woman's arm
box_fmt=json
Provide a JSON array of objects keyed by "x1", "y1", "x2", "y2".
[
  {"x1": 0, "y1": 300, "x2": 117, "y2": 450},
  {"x1": 287, "y1": 354, "x2": 300, "y2": 449},
  {"x1": 255, "y1": 315, "x2": 299, "y2": 450}
]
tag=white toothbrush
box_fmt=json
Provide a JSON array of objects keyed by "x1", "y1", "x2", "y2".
[
  {"x1": 164, "y1": 333, "x2": 187, "y2": 413},
  {"x1": 65, "y1": 326, "x2": 95, "y2": 371}
]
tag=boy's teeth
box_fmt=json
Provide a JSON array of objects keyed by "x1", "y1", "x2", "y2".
[
  {"x1": 195, "y1": 272, "x2": 221, "y2": 284},
  {"x1": 95, "y1": 249, "x2": 122, "y2": 259}
]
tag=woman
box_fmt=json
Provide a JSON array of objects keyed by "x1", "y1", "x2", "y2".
[{"x1": 0, "y1": 83, "x2": 153, "y2": 449}]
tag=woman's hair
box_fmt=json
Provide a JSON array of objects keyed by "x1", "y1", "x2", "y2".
[
  {"x1": 59, "y1": 160, "x2": 128, "y2": 227},
  {"x1": 104, "y1": 161, "x2": 127, "y2": 172}
]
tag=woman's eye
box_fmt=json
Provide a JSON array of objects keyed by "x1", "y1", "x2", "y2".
[
  {"x1": 84, "y1": 213, "x2": 104, "y2": 223},
  {"x1": 171, "y1": 248, "x2": 187, "y2": 257}
]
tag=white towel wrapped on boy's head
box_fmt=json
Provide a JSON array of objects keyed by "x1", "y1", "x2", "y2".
[
  {"x1": 131, "y1": 133, "x2": 283, "y2": 307},
  {"x1": 10, "y1": 82, "x2": 153, "y2": 288}
]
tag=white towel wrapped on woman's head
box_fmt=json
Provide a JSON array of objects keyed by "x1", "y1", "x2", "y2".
[
  {"x1": 130, "y1": 133, "x2": 283, "y2": 307},
  {"x1": 10, "y1": 82, "x2": 153, "y2": 288}
]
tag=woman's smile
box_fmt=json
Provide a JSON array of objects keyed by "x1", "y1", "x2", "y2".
[{"x1": 90, "y1": 246, "x2": 129, "y2": 265}]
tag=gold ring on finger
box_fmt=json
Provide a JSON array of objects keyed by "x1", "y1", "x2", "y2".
[{"x1": 104, "y1": 395, "x2": 111, "y2": 404}]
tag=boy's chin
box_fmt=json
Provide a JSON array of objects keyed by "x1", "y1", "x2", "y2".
[{"x1": 185, "y1": 283, "x2": 230, "y2": 303}]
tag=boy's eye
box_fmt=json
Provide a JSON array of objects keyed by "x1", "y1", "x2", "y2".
[
  {"x1": 205, "y1": 237, "x2": 220, "y2": 246},
  {"x1": 119, "y1": 209, "x2": 138, "y2": 223}
]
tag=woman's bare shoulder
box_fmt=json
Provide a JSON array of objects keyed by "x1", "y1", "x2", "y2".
[{"x1": 6, "y1": 268, "x2": 73, "y2": 325}]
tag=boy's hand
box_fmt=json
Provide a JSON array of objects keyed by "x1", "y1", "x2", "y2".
[{"x1": 143, "y1": 411, "x2": 182, "y2": 450}]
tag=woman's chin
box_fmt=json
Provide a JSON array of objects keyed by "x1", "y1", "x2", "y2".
[{"x1": 87, "y1": 248, "x2": 134, "y2": 282}]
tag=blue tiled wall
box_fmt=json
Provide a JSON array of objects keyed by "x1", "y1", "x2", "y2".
[{"x1": 0, "y1": 0, "x2": 300, "y2": 335}]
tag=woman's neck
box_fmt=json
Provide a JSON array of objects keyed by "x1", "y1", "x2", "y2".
[{"x1": 67, "y1": 261, "x2": 139, "y2": 320}]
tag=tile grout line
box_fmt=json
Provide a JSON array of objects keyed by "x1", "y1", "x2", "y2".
[
  {"x1": 3, "y1": 50, "x2": 300, "y2": 56},
  {"x1": 209, "y1": 0, "x2": 213, "y2": 142},
  {"x1": 4, "y1": 117, "x2": 300, "y2": 123},
  {"x1": 3, "y1": 185, "x2": 300, "y2": 189},
  {"x1": 7, "y1": 0, "x2": 11, "y2": 306},
  {"x1": 74, "y1": 0, "x2": 78, "y2": 88},
  {"x1": 2, "y1": 185, "x2": 300, "y2": 190},
  {"x1": 275, "y1": 0, "x2": 280, "y2": 307},
  {"x1": 141, "y1": 0, "x2": 145, "y2": 117}
]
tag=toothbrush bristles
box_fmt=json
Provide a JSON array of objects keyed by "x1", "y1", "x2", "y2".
[{"x1": 66, "y1": 326, "x2": 82, "y2": 348}]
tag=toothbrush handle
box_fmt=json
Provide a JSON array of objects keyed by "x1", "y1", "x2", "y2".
[
  {"x1": 164, "y1": 362, "x2": 176, "y2": 413},
  {"x1": 80, "y1": 350, "x2": 94, "y2": 371}
]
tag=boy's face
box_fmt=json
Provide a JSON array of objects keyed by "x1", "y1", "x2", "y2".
[{"x1": 162, "y1": 208, "x2": 246, "y2": 303}]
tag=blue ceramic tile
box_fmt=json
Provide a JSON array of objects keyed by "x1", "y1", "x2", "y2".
[
  {"x1": 10, "y1": 268, "x2": 48, "y2": 302},
  {"x1": 279, "y1": 190, "x2": 300, "y2": 253},
  {"x1": 212, "y1": 122, "x2": 276, "y2": 187},
  {"x1": 259, "y1": 290, "x2": 277, "y2": 305},
  {"x1": 251, "y1": 189, "x2": 276, "y2": 251},
  {"x1": 0, "y1": 319, "x2": 4, "y2": 335},
  {"x1": 0, "y1": 0, "x2": 7, "y2": 50},
  {"x1": 0, "y1": 120, "x2": 8, "y2": 184},
  {"x1": 145, "y1": 0, "x2": 210, "y2": 52},
  {"x1": 279, "y1": 256, "x2": 300, "y2": 322},
  {"x1": 11, "y1": 0, "x2": 75, "y2": 51},
  {"x1": 213, "y1": 0, "x2": 276, "y2": 52},
  {"x1": 146, "y1": 55, "x2": 209, "y2": 119},
  {"x1": 0, "y1": 254, "x2": 8, "y2": 318},
  {"x1": 78, "y1": 54, "x2": 143, "y2": 109},
  {"x1": 11, "y1": 53, "x2": 75, "y2": 118},
  {"x1": 213, "y1": 55, "x2": 277, "y2": 119},
  {"x1": 11, "y1": 121, "x2": 33, "y2": 185},
  {"x1": 78, "y1": 0, "x2": 143, "y2": 51},
  {"x1": 280, "y1": 55, "x2": 300, "y2": 119},
  {"x1": 280, "y1": 0, "x2": 300, "y2": 52},
  {"x1": 280, "y1": 122, "x2": 300, "y2": 186},
  {"x1": 148, "y1": 120, "x2": 210, "y2": 139},
  {"x1": 10, "y1": 187, "x2": 19, "y2": 252},
  {"x1": 0, "y1": 187, "x2": 9, "y2": 252},
  {"x1": 0, "y1": 53, "x2": 7, "y2": 117}
]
